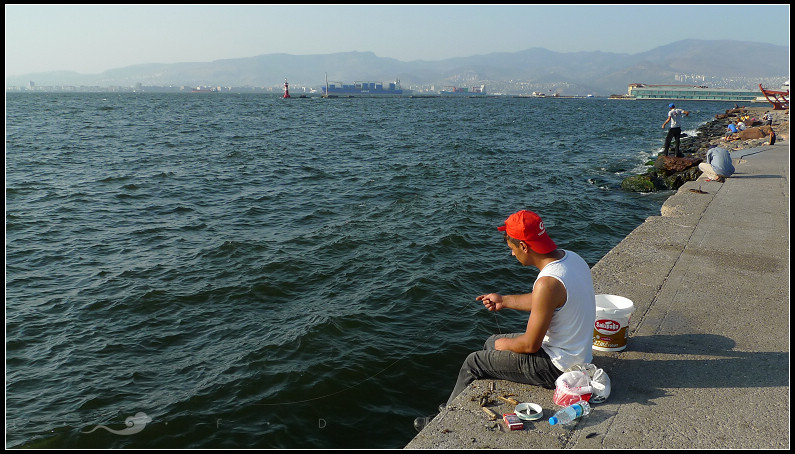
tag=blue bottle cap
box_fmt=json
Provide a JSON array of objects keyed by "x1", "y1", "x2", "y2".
[{"x1": 548, "y1": 416, "x2": 558, "y2": 425}]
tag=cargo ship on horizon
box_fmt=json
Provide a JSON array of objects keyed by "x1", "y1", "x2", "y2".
[
  {"x1": 439, "y1": 84, "x2": 487, "y2": 96},
  {"x1": 321, "y1": 77, "x2": 407, "y2": 96},
  {"x1": 191, "y1": 86, "x2": 218, "y2": 93}
]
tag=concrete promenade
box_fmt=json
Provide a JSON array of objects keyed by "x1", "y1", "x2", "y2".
[{"x1": 406, "y1": 142, "x2": 789, "y2": 449}]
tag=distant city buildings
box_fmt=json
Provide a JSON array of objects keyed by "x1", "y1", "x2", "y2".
[
  {"x1": 6, "y1": 76, "x2": 789, "y2": 96},
  {"x1": 674, "y1": 74, "x2": 705, "y2": 83},
  {"x1": 4, "y1": 84, "x2": 274, "y2": 93}
]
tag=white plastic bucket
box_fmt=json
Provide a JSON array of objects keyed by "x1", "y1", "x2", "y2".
[{"x1": 592, "y1": 294, "x2": 635, "y2": 352}]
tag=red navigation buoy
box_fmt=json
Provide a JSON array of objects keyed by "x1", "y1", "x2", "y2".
[{"x1": 283, "y1": 79, "x2": 290, "y2": 98}]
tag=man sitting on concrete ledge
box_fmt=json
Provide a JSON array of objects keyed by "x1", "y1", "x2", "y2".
[
  {"x1": 425, "y1": 210, "x2": 595, "y2": 425},
  {"x1": 414, "y1": 210, "x2": 596, "y2": 432},
  {"x1": 698, "y1": 144, "x2": 735, "y2": 183}
]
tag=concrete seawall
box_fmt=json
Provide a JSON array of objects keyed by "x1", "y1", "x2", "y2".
[{"x1": 406, "y1": 141, "x2": 789, "y2": 449}]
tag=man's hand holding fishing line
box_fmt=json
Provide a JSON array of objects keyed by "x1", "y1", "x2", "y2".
[
  {"x1": 476, "y1": 293, "x2": 504, "y2": 312},
  {"x1": 477, "y1": 291, "x2": 535, "y2": 312}
]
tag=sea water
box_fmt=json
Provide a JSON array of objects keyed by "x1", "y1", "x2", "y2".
[{"x1": 5, "y1": 93, "x2": 738, "y2": 448}]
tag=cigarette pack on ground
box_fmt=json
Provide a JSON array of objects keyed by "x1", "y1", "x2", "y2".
[{"x1": 503, "y1": 413, "x2": 523, "y2": 431}]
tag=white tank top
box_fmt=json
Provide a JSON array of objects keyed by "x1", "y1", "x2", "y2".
[{"x1": 536, "y1": 250, "x2": 596, "y2": 372}]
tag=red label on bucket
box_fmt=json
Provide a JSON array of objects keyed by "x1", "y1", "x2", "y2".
[{"x1": 595, "y1": 319, "x2": 621, "y2": 334}]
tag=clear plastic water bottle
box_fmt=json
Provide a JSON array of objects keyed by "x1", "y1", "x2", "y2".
[{"x1": 548, "y1": 400, "x2": 591, "y2": 426}]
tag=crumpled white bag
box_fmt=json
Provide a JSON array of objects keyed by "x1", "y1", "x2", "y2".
[
  {"x1": 563, "y1": 363, "x2": 612, "y2": 404},
  {"x1": 553, "y1": 370, "x2": 593, "y2": 406}
]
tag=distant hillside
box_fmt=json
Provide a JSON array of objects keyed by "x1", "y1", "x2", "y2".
[{"x1": 7, "y1": 39, "x2": 788, "y2": 95}]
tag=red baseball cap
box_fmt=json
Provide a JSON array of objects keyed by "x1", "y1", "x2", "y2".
[{"x1": 497, "y1": 210, "x2": 557, "y2": 254}]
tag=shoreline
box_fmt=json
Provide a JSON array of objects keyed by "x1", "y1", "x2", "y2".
[
  {"x1": 622, "y1": 105, "x2": 788, "y2": 192},
  {"x1": 406, "y1": 104, "x2": 789, "y2": 449}
]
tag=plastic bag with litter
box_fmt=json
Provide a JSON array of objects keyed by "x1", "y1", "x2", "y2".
[
  {"x1": 562, "y1": 363, "x2": 611, "y2": 404},
  {"x1": 553, "y1": 370, "x2": 592, "y2": 407}
]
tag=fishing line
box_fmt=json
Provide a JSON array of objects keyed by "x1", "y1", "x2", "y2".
[
  {"x1": 493, "y1": 308, "x2": 502, "y2": 334},
  {"x1": 255, "y1": 295, "x2": 505, "y2": 407}
]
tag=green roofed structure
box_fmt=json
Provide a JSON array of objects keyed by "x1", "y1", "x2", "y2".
[{"x1": 626, "y1": 83, "x2": 762, "y2": 102}]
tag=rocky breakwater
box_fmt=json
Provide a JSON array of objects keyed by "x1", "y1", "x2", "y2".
[
  {"x1": 620, "y1": 155, "x2": 703, "y2": 192},
  {"x1": 621, "y1": 106, "x2": 788, "y2": 192},
  {"x1": 620, "y1": 124, "x2": 712, "y2": 192}
]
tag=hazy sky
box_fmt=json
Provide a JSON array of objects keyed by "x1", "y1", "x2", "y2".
[{"x1": 5, "y1": 4, "x2": 791, "y2": 76}]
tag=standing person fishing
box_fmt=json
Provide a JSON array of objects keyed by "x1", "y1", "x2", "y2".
[{"x1": 661, "y1": 103, "x2": 690, "y2": 157}]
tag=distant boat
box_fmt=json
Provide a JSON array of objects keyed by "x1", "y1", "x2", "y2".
[
  {"x1": 759, "y1": 83, "x2": 789, "y2": 110},
  {"x1": 439, "y1": 84, "x2": 486, "y2": 96}
]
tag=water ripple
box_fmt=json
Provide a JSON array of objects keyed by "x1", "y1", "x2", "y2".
[{"x1": 5, "y1": 93, "x2": 736, "y2": 449}]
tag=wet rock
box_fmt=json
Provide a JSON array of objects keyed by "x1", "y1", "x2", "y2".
[
  {"x1": 734, "y1": 125, "x2": 772, "y2": 140},
  {"x1": 660, "y1": 165, "x2": 702, "y2": 189},
  {"x1": 622, "y1": 156, "x2": 702, "y2": 192},
  {"x1": 620, "y1": 174, "x2": 657, "y2": 192},
  {"x1": 654, "y1": 156, "x2": 702, "y2": 173}
]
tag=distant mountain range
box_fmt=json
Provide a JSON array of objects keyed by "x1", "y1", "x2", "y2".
[{"x1": 6, "y1": 39, "x2": 789, "y2": 95}]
